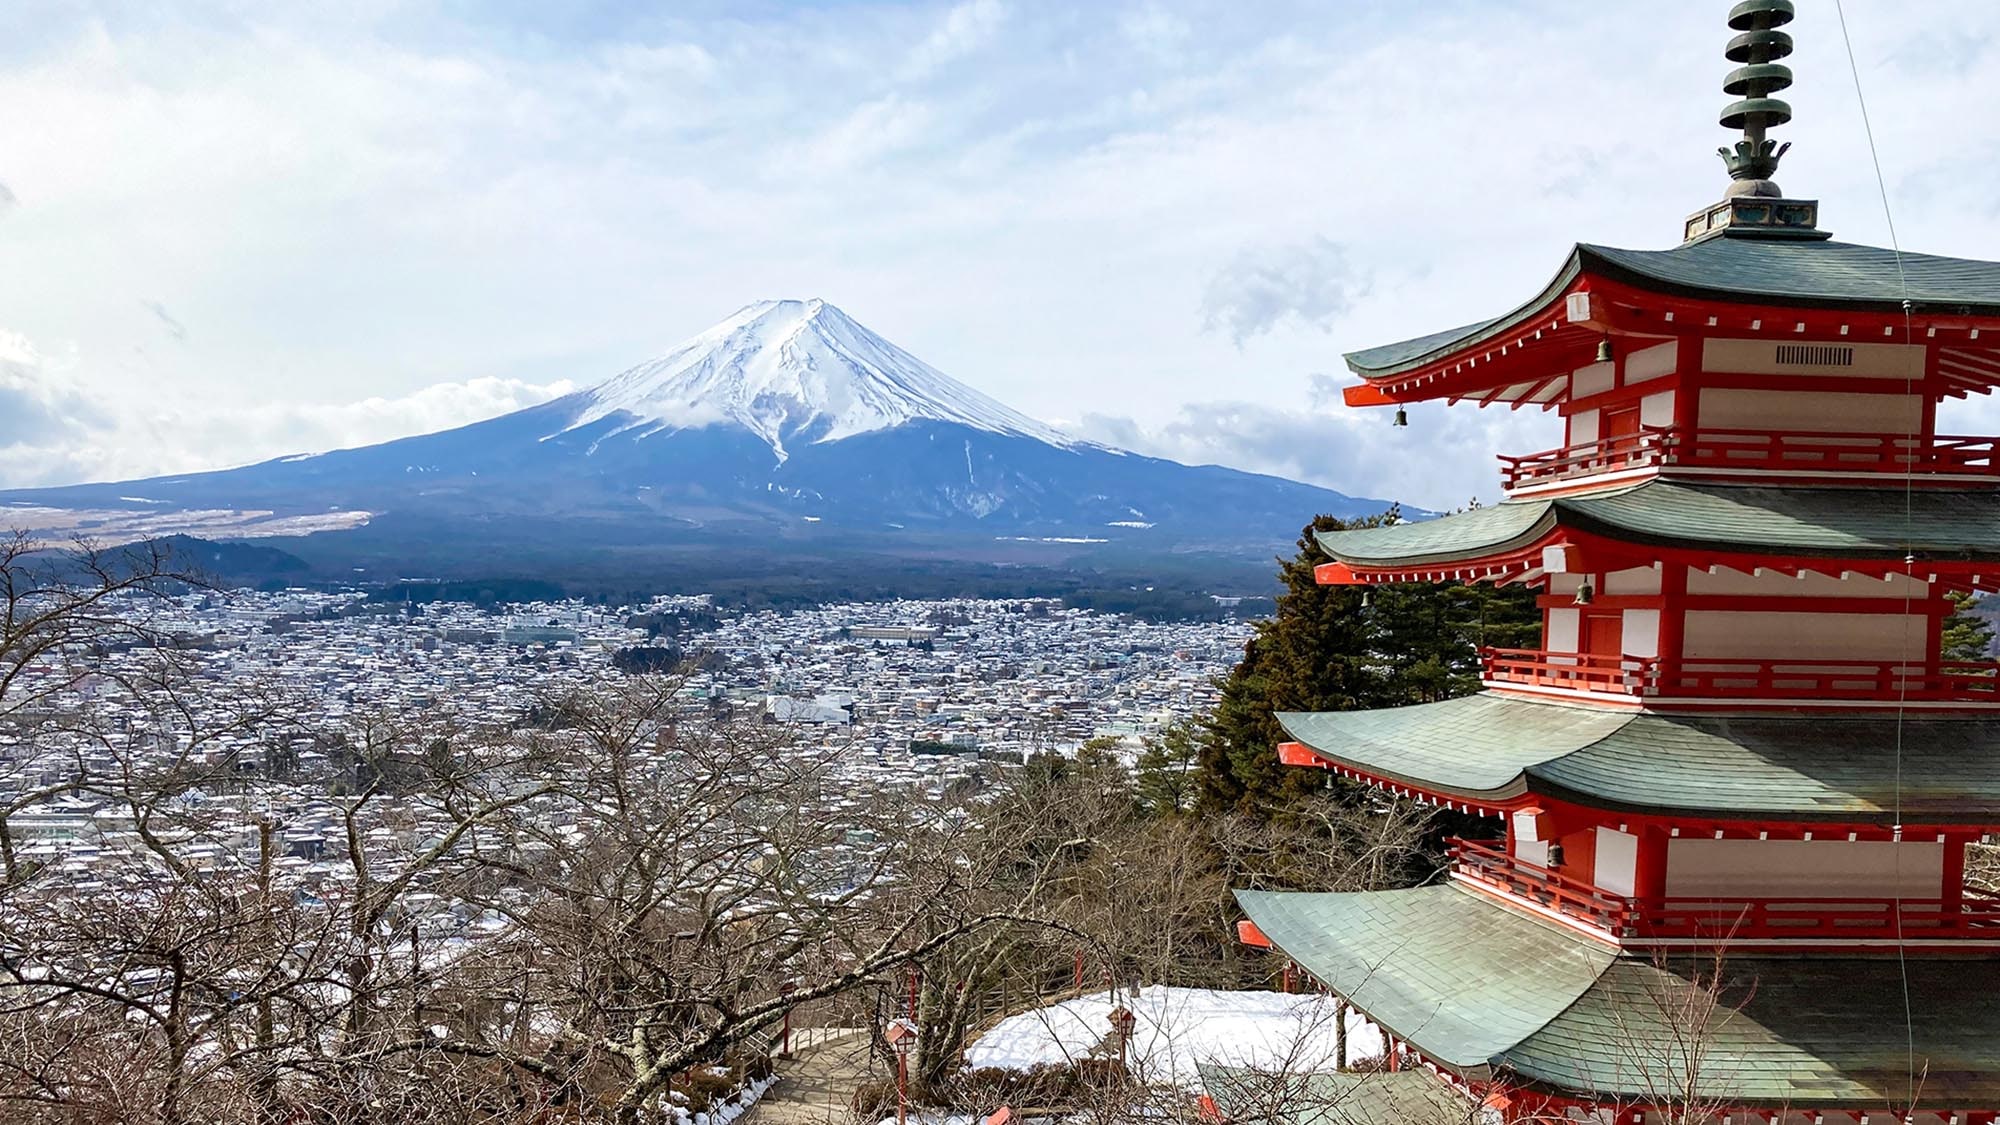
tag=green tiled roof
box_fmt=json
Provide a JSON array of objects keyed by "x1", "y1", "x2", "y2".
[
  {"x1": 1346, "y1": 238, "x2": 2000, "y2": 377},
  {"x1": 1278, "y1": 694, "x2": 2000, "y2": 824},
  {"x1": 1232, "y1": 886, "x2": 1615, "y2": 1074},
  {"x1": 1501, "y1": 956, "x2": 2000, "y2": 1107},
  {"x1": 1317, "y1": 481, "x2": 2000, "y2": 568},
  {"x1": 1237, "y1": 887, "x2": 2000, "y2": 1107}
]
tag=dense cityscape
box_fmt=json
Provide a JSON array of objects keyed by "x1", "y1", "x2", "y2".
[{"x1": 4, "y1": 589, "x2": 1247, "y2": 885}]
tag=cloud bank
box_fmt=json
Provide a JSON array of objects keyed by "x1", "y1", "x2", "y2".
[
  {"x1": 0, "y1": 2, "x2": 1997, "y2": 510},
  {"x1": 0, "y1": 329, "x2": 571, "y2": 488}
]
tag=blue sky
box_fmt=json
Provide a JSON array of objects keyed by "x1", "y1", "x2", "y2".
[{"x1": 3, "y1": 0, "x2": 1998, "y2": 508}]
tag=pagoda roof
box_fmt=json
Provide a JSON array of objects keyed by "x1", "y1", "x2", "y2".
[
  {"x1": 1236, "y1": 885, "x2": 2000, "y2": 1107},
  {"x1": 1316, "y1": 480, "x2": 2000, "y2": 572},
  {"x1": 1232, "y1": 886, "x2": 1615, "y2": 1076},
  {"x1": 1347, "y1": 236, "x2": 2000, "y2": 380},
  {"x1": 1277, "y1": 693, "x2": 2000, "y2": 824}
]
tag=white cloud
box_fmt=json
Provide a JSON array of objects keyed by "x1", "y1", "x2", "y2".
[
  {"x1": 0, "y1": 1, "x2": 1996, "y2": 502},
  {"x1": 1067, "y1": 396, "x2": 1561, "y2": 513},
  {"x1": 905, "y1": 0, "x2": 1008, "y2": 79},
  {"x1": 1202, "y1": 237, "x2": 1370, "y2": 346},
  {"x1": 0, "y1": 326, "x2": 572, "y2": 487}
]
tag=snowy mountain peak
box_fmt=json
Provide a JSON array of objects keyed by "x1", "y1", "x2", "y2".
[{"x1": 563, "y1": 299, "x2": 1072, "y2": 458}]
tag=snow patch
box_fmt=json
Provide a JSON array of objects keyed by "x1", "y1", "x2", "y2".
[
  {"x1": 996, "y1": 536, "x2": 1108, "y2": 544},
  {"x1": 1106, "y1": 521, "x2": 1154, "y2": 529},
  {"x1": 561, "y1": 299, "x2": 1074, "y2": 459},
  {"x1": 966, "y1": 987, "x2": 1382, "y2": 1091}
]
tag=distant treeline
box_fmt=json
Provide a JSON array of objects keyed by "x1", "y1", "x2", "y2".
[{"x1": 364, "y1": 578, "x2": 568, "y2": 607}]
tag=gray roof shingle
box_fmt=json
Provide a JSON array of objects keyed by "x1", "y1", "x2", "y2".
[
  {"x1": 1347, "y1": 237, "x2": 2000, "y2": 377},
  {"x1": 1316, "y1": 481, "x2": 2000, "y2": 567},
  {"x1": 1237, "y1": 887, "x2": 2000, "y2": 1107},
  {"x1": 1277, "y1": 694, "x2": 2000, "y2": 823}
]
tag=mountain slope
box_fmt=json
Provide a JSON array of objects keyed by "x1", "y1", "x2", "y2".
[
  {"x1": 568, "y1": 298, "x2": 1072, "y2": 457},
  {"x1": 0, "y1": 300, "x2": 1408, "y2": 559}
]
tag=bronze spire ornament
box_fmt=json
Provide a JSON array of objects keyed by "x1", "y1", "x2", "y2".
[
  {"x1": 1718, "y1": 0, "x2": 1797, "y2": 196},
  {"x1": 1681, "y1": 0, "x2": 1826, "y2": 242}
]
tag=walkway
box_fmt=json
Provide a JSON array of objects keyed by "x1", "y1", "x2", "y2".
[{"x1": 744, "y1": 1028, "x2": 880, "y2": 1125}]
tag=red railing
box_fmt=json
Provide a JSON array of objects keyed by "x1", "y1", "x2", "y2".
[
  {"x1": 1496, "y1": 429, "x2": 1666, "y2": 489},
  {"x1": 1449, "y1": 838, "x2": 2000, "y2": 942},
  {"x1": 1636, "y1": 891, "x2": 2000, "y2": 941},
  {"x1": 1480, "y1": 648, "x2": 1657, "y2": 695},
  {"x1": 1482, "y1": 648, "x2": 2000, "y2": 704},
  {"x1": 1449, "y1": 837, "x2": 1634, "y2": 934},
  {"x1": 1660, "y1": 658, "x2": 2000, "y2": 702},
  {"x1": 1498, "y1": 426, "x2": 2000, "y2": 490}
]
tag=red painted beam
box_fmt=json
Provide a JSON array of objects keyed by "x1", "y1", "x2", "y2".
[
  {"x1": 1342, "y1": 382, "x2": 1402, "y2": 407},
  {"x1": 1235, "y1": 919, "x2": 1273, "y2": 948},
  {"x1": 1276, "y1": 741, "x2": 1329, "y2": 769},
  {"x1": 1313, "y1": 561, "x2": 1363, "y2": 586}
]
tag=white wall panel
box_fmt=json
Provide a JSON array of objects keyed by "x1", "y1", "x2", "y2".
[
  {"x1": 1626, "y1": 341, "x2": 1677, "y2": 383},
  {"x1": 1666, "y1": 839, "x2": 1943, "y2": 899},
  {"x1": 1697, "y1": 388, "x2": 1921, "y2": 433},
  {"x1": 1682, "y1": 610, "x2": 1924, "y2": 662}
]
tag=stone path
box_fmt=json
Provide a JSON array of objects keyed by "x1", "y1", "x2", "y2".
[{"x1": 744, "y1": 1028, "x2": 881, "y2": 1125}]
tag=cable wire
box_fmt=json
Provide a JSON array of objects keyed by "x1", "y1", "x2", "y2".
[{"x1": 1834, "y1": 0, "x2": 1920, "y2": 1109}]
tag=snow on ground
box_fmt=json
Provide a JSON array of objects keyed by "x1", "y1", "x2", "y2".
[
  {"x1": 0, "y1": 505, "x2": 372, "y2": 543},
  {"x1": 964, "y1": 987, "x2": 1385, "y2": 1091},
  {"x1": 675, "y1": 1074, "x2": 776, "y2": 1125}
]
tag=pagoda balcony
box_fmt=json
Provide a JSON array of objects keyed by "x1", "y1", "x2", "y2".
[
  {"x1": 1482, "y1": 647, "x2": 2000, "y2": 704},
  {"x1": 1449, "y1": 837, "x2": 2000, "y2": 944},
  {"x1": 1497, "y1": 426, "x2": 2000, "y2": 492}
]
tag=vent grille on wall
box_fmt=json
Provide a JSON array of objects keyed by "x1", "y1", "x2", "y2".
[{"x1": 1774, "y1": 344, "x2": 1855, "y2": 367}]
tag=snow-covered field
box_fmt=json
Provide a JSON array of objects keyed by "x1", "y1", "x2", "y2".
[
  {"x1": 964, "y1": 987, "x2": 1385, "y2": 1091},
  {"x1": 0, "y1": 503, "x2": 372, "y2": 543}
]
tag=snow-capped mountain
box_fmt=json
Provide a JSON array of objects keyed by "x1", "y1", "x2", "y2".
[
  {"x1": 567, "y1": 299, "x2": 1072, "y2": 459},
  {"x1": 0, "y1": 301, "x2": 1407, "y2": 561}
]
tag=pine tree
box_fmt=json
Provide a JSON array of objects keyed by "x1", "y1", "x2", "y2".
[
  {"x1": 1942, "y1": 590, "x2": 1996, "y2": 662},
  {"x1": 1135, "y1": 720, "x2": 1202, "y2": 816},
  {"x1": 1196, "y1": 512, "x2": 1540, "y2": 816}
]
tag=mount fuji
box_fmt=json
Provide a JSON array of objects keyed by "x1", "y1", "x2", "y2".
[{"x1": 0, "y1": 300, "x2": 1404, "y2": 572}]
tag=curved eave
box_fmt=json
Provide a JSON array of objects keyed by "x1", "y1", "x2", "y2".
[
  {"x1": 1237, "y1": 887, "x2": 2000, "y2": 1108},
  {"x1": 1232, "y1": 886, "x2": 1616, "y2": 1077},
  {"x1": 1279, "y1": 695, "x2": 2000, "y2": 827},
  {"x1": 1316, "y1": 482, "x2": 2000, "y2": 573},
  {"x1": 1343, "y1": 239, "x2": 2000, "y2": 391},
  {"x1": 1344, "y1": 253, "x2": 1586, "y2": 380},
  {"x1": 1314, "y1": 500, "x2": 1558, "y2": 571}
]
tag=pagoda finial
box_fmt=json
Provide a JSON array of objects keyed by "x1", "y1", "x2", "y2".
[
  {"x1": 1716, "y1": 0, "x2": 1796, "y2": 198},
  {"x1": 1682, "y1": 0, "x2": 1824, "y2": 242}
]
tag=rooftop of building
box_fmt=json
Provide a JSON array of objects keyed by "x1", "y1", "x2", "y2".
[
  {"x1": 1276, "y1": 693, "x2": 2000, "y2": 825},
  {"x1": 1235, "y1": 884, "x2": 2000, "y2": 1108},
  {"x1": 1346, "y1": 237, "x2": 2000, "y2": 380},
  {"x1": 1313, "y1": 480, "x2": 2000, "y2": 571}
]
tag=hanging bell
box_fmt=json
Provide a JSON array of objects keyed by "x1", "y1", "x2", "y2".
[
  {"x1": 1392, "y1": 407, "x2": 1409, "y2": 428},
  {"x1": 1573, "y1": 581, "x2": 1595, "y2": 606},
  {"x1": 1360, "y1": 590, "x2": 1372, "y2": 609},
  {"x1": 1595, "y1": 337, "x2": 1615, "y2": 363}
]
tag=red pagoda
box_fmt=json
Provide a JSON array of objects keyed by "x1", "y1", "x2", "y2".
[{"x1": 1231, "y1": 2, "x2": 2000, "y2": 1121}]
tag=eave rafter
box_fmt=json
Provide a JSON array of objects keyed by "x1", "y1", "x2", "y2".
[
  {"x1": 1316, "y1": 526, "x2": 2000, "y2": 594},
  {"x1": 1346, "y1": 271, "x2": 2000, "y2": 408}
]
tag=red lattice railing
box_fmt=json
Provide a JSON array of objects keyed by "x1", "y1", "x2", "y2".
[
  {"x1": 1448, "y1": 837, "x2": 2000, "y2": 942},
  {"x1": 1498, "y1": 426, "x2": 2000, "y2": 490},
  {"x1": 1480, "y1": 648, "x2": 2000, "y2": 704}
]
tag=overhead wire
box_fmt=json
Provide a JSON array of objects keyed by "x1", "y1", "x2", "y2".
[{"x1": 1833, "y1": 0, "x2": 1920, "y2": 1110}]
